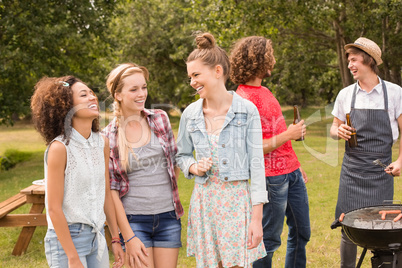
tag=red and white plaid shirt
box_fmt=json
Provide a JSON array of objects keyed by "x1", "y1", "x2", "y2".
[{"x1": 102, "y1": 109, "x2": 184, "y2": 219}]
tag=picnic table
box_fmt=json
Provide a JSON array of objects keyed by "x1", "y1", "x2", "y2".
[
  {"x1": 0, "y1": 184, "x2": 46, "y2": 255},
  {"x1": 0, "y1": 183, "x2": 113, "y2": 256}
]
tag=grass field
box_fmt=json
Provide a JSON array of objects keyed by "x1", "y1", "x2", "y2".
[{"x1": 0, "y1": 106, "x2": 401, "y2": 267}]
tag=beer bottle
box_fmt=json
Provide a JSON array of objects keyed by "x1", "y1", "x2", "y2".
[
  {"x1": 346, "y1": 113, "x2": 358, "y2": 148},
  {"x1": 293, "y1": 105, "x2": 304, "y2": 141}
]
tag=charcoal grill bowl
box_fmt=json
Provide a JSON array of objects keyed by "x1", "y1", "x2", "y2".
[{"x1": 341, "y1": 205, "x2": 402, "y2": 251}]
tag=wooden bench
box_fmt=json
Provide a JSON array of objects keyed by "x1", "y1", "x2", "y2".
[
  {"x1": 0, "y1": 193, "x2": 27, "y2": 219},
  {"x1": 0, "y1": 184, "x2": 113, "y2": 256},
  {"x1": 0, "y1": 184, "x2": 46, "y2": 255}
]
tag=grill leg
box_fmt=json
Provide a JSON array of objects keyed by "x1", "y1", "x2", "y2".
[
  {"x1": 356, "y1": 248, "x2": 367, "y2": 268},
  {"x1": 392, "y1": 252, "x2": 397, "y2": 268}
]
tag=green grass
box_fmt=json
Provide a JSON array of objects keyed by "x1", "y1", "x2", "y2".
[{"x1": 0, "y1": 110, "x2": 401, "y2": 267}]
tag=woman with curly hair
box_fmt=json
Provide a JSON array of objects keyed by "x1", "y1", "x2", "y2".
[
  {"x1": 176, "y1": 32, "x2": 267, "y2": 268},
  {"x1": 31, "y1": 76, "x2": 124, "y2": 268},
  {"x1": 229, "y1": 36, "x2": 310, "y2": 268},
  {"x1": 102, "y1": 63, "x2": 184, "y2": 268}
]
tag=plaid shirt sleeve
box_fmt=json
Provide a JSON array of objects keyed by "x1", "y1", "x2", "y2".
[
  {"x1": 148, "y1": 109, "x2": 184, "y2": 218},
  {"x1": 163, "y1": 113, "x2": 178, "y2": 166}
]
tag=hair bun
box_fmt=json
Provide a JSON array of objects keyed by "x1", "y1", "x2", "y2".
[{"x1": 195, "y1": 32, "x2": 216, "y2": 49}]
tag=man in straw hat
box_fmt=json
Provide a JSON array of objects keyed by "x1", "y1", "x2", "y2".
[{"x1": 330, "y1": 37, "x2": 402, "y2": 267}]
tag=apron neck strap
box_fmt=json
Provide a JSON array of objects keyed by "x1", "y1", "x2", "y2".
[{"x1": 350, "y1": 78, "x2": 388, "y2": 110}]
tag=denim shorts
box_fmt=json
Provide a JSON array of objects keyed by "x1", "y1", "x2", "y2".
[
  {"x1": 124, "y1": 210, "x2": 182, "y2": 248},
  {"x1": 44, "y1": 223, "x2": 109, "y2": 268}
]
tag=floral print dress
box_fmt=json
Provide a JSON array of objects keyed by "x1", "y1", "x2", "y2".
[{"x1": 187, "y1": 134, "x2": 266, "y2": 268}]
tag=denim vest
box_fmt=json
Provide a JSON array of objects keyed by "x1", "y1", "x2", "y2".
[{"x1": 176, "y1": 91, "x2": 268, "y2": 205}]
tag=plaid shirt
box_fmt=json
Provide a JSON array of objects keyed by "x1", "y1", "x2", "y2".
[{"x1": 102, "y1": 109, "x2": 184, "y2": 219}]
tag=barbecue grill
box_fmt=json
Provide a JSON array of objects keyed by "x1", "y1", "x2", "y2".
[{"x1": 332, "y1": 204, "x2": 402, "y2": 268}]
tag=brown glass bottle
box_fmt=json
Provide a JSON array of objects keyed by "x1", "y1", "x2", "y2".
[
  {"x1": 293, "y1": 105, "x2": 304, "y2": 141},
  {"x1": 346, "y1": 113, "x2": 358, "y2": 148}
]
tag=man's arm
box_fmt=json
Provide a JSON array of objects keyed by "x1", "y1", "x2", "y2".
[
  {"x1": 385, "y1": 115, "x2": 402, "y2": 177},
  {"x1": 262, "y1": 120, "x2": 306, "y2": 154}
]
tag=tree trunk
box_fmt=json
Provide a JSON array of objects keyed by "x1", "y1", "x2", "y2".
[
  {"x1": 381, "y1": 17, "x2": 401, "y2": 86},
  {"x1": 333, "y1": 19, "x2": 353, "y2": 89},
  {"x1": 381, "y1": 17, "x2": 391, "y2": 81}
]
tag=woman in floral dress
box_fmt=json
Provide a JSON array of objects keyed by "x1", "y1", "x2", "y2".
[{"x1": 176, "y1": 32, "x2": 268, "y2": 268}]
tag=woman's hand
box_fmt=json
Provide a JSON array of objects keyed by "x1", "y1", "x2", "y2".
[
  {"x1": 68, "y1": 255, "x2": 85, "y2": 268},
  {"x1": 111, "y1": 243, "x2": 124, "y2": 268},
  {"x1": 247, "y1": 217, "x2": 263, "y2": 249},
  {"x1": 190, "y1": 157, "x2": 212, "y2": 176},
  {"x1": 247, "y1": 204, "x2": 263, "y2": 249},
  {"x1": 125, "y1": 237, "x2": 149, "y2": 268}
]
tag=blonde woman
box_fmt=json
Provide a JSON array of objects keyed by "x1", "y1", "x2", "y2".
[{"x1": 103, "y1": 63, "x2": 183, "y2": 268}]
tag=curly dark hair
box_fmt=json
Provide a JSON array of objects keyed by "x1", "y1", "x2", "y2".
[
  {"x1": 31, "y1": 76, "x2": 99, "y2": 145},
  {"x1": 187, "y1": 32, "x2": 230, "y2": 82},
  {"x1": 229, "y1": 36, "x2": 275, "y2": 85}
]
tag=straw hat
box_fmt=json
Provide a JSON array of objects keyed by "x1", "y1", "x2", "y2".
[{"x1": 344, "y1": 37, "x2": 383, "y2": 65}]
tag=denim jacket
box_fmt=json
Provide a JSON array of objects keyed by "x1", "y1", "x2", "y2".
[{"x1": 176, "y1": 91, "x2": 268, "y2": 205}]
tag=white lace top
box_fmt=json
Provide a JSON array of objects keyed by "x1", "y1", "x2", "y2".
[{"x1": 44, "y1": 128, "x2": 106, "y2": 258}]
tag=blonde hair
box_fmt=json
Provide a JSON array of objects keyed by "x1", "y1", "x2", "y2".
[
  {"x1": 187, "y1": 32, "x2": 230, "y2": 82},
  {"x1": 106, "y1": 63, "x2": 149, "y2": 170}
]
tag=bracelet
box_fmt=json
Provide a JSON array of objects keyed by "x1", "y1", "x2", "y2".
[
  {"x1": 124, "y1": 234, "x2": 136, "y2": 243},
  {"x1": 111, "y1": 236, "x2": 122, "y2": 245}
]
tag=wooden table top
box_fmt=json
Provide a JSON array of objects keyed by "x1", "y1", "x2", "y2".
[{"x1": 20, "y1": 184, "x2": 45, "y2": 195}]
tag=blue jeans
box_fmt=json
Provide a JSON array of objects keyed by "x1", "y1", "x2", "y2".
[
  {"x1": 44, "y1": 223, "x2": 109, "y2": 268},
  {"x1": 124, "y1": 210, "x2": 182, "y2": 248},
  {"x1": 253, "y1": 169, "x2": 311, "y2": 268}
]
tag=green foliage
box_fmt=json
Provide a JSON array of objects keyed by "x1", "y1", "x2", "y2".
[
  {"x1": 0, "y1": 156, "x2": 13, "y2": 170},
  {"x1": 0, "y1": 0, "x2": 119, "y2": 125},
  {"x1": 0, "y1": 0, "x2": 400, "y2": 122},
  {"x1": 0, "y1": 149, "x2": 33, "y2": 171},
  {"x1": 265, "y1": 0, "x2": 402, "y2": 104}
]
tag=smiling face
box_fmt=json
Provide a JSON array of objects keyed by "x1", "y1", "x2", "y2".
[
  {"x1": 187, "y1": 59, "x2": 221, "y2": 99},
  {"x1": 71, "y1": 82, "x2": 99, "y2": 120},
  {"x1": 348, "y1": 53, "x2": 373, "y2": 81},
  {"x1": 116, "y1": 72, "x2": 148, "y2": 115}
]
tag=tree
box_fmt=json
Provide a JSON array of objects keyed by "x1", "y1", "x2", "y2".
[
  {"x1": 255, "y1": 0, "x2": 401, "y2": 105},
  {"x1": 1, "y1": 0, "x2": 399, "y2": 120},
  {"x1": 108, "y1": 0, "x2": 280, "y2": 109},
  {"x1": 0, "y1": 0, "x2": 118, "y2": 125}
]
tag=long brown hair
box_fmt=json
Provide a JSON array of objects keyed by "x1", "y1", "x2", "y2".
[{"x1": 187, "y1": 32, "x2": 230, "y2": 82}]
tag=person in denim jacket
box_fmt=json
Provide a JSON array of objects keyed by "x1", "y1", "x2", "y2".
[{"x1": 176, "y1": 32, "x2": 268, "y2": 268}]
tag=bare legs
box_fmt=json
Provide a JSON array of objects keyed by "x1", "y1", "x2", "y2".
[{"x1": 135, "y1": 247, "x2": 179, "y2": 268}]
